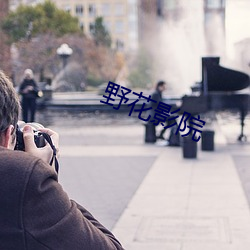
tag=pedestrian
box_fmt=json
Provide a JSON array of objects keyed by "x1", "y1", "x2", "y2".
[
  {"x1": 19, "y1": 69, "x2": 39, "y2": 123},
  {"x1": 0, "y1": 70, "x2": 124, "y2": 249},
  {"x1": 148, "y1": 80, "x2": 167, "y2": 140},
  {"x1": 148, "y1": 80, "x2": 180, "y2": 146}
]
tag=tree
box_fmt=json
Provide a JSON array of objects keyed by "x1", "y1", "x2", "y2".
[
  {"x1": 0, "y1": 0, "x2": 12, "y2": 75},
  {"x1": 128, "y1": 49, "x2": 153, "y2": 89},
  {"x1": 92, "y1": 17, "x2": 111, "y2": 47},
  {"x1": 1, "y1": 0, "x2": 80, "y2": 42},
  {"x1": 13, "y1": 33, "x2": 122, "y2": 90}
]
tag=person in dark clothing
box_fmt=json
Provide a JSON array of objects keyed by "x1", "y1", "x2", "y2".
[
  {"x1": 148, "y1": 80, "x2": 167, "y2": 140},
  {"x1": 149, "y1": 81, "x2": 180, "y2": 145},
  {"x1": 150, "y1": 81, "x2": 165, "y2": 112},
  {"x1": 19, "y1": 69, "x2": 39, "y2": 123},
  {"x1": 0, "y1": 70, "x2": 124, "y2": 249}
]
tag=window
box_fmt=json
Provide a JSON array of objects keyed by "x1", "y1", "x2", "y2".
[
  {"x1": 89, "y1": 4, "x2": 96, "y2": 17},
  {"x1": 89, "y1": 22, "x2": 95, "y2": 33},
  {"x1": 128, "y1": 3, "x2": 137, "y2": 17},
  {"x1": 115, "y1": 3, "x2": 124, "y2": 16},
  {"x1": 116, "y1": 39, "x2": 124, "y2": 50},
  {"x1": 80, "y1": 22, "x2": 84, "y2": 32},
  {"x1": 103, "y1": 21, "x2": 111, "y2": 31},
  {"x1": 205, "y1": 0, "x2": 225, "y2": 9},
  {"x1": 164, "y1": 0, "x2": 176, "y2": 10},
  {"x1": 75, "y1": 5, "x2": 84, "y2": 16},
  {"x1": 128, "y1": 20, "x2": 137, "y2": 32},
  {"x1": 102, "y1": 3, "x2": 111, "y2": 16},
  {"x1": 115, "y1": 20, "x2": 124, "y2": 33}
]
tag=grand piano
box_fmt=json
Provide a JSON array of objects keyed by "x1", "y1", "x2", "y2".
[{"x1": 180, "y1": 57, "x2": 250, "y2": 141}]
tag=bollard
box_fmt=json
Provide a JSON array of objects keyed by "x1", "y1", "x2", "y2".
[
  {"x1": 201, "y1": 130, "x2": 215, "y2": 151},
  {"x1": 144, "y1": 123, "x2": 156, "y2": 143},
  {"x1": 182, "y1": 135, "x2": 197, "y2": 159}
]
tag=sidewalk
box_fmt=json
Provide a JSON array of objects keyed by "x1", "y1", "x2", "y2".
[
  {"x1": 53, "y1": 114, "x2": 250, "y2": 250},
  {"x1": 112, "y1": 125, "x2": 250, "y2": 249}
]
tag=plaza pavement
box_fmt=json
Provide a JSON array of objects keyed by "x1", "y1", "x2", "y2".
[
  {"x1": 47, "y1": 115, "x2": 250, "y2": 250},
  {"x1": 111, "y1": 122, "x2": 250, "y2": 250}
]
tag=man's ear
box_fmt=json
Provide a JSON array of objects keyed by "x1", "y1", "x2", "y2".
[{"x1": 2, "y1": 125, "x2": 15, "y2": 149}]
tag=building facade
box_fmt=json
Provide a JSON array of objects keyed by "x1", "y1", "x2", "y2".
[
  {"x1": 10, "y1": 0, "x2": 138, "y2": 51},
  {"x1": 9, "y1": 0, "x2": 44, "y2": 10},
  {"x1": 51, "y1": 0, "x2": 138, "y2": 51},
  {"x1": 137, "y1": 0, "x2": 157, "y2": 42}
]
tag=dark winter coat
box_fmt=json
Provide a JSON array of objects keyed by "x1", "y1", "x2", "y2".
[
  {"x1": 19, "y1": 79, "x2": 38, "y2": 99},
  {"x1": 0, "y1": 147, "x2": 124, "y2": 250}
]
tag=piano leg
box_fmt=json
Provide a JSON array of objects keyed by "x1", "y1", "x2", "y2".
[{"x1": 238, "y1": 109, "x2": 247, "y2": 142}]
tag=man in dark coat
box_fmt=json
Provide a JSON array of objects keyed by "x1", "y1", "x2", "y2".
[
  {"x1": 146, "y1": 81, "x2": 166, "y2": 141},
  {"x1": 0, "y1": 70, "x2": 124, "y2": 249}
]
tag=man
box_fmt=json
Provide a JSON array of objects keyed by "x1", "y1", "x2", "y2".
[
  {"x1": 150, "y1": 80, "x2": 166, "y2": 113},
  {"x1": 145, "y1": 81, "x2": 166, "y2": 142},
  {"x1": 0, "y1": 71, "x2": 124, "y2": 249}
]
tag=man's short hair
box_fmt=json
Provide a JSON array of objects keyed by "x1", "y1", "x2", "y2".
[
  {"x1": 0, "y1": 71, "x2": 20, "y2": 143},
  {"x1": 156, "y1": 80, "x2": 166, "y2": 90}
]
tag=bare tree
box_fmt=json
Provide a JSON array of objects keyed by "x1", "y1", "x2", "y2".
[{"x1": 14, "y1": 33, "x2": 122, "y2": 90}]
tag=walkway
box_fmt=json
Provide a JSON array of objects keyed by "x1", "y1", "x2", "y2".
[{"x1": 112, "y1": 124, "x2": 250, "y2": 249}]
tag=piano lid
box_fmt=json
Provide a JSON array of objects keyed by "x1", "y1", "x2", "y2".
[{"x1": 202, "y1": 57, "x2": 250, "y2": 92}]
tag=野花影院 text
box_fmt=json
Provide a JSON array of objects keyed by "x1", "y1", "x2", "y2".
[{"x1": 100, "y1": 81, "x2": 206, "y2": 142}]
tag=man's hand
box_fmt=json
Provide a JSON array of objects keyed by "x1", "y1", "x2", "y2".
[
  {"x1": 23, "y1": 125, "x2": 59, "y2": 165},
  {"x1": 23, "y1": 86, "x2": 34, "y2": 94}
]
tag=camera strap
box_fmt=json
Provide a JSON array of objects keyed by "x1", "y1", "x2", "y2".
[{"x1": 41, "y1": 132, "x2": 59, "y2": 174}]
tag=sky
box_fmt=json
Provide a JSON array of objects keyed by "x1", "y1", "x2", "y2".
[{"x1": 226, "y1": 0, "x2": 250, "y2": 58}]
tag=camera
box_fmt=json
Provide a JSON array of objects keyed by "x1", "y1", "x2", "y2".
[{"x1": 14, "y1": 122, "x2": 46, "y2": 151}]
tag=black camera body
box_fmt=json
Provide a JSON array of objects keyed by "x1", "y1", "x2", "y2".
[
  {"x1": 14, "y1": 122, "x2": 59, "y2": 173},
  {"x1": 14, "y1": 123, "x2": 46, "y2": 151}
]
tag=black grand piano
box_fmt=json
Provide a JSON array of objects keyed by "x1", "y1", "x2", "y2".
[{"x1": 180, "y1": 57, "x2": 250, "y2": 141}]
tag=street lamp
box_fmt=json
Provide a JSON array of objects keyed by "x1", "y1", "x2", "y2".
[{"x1": 56, "y1": 43, "x2": 73, "y2": 68}]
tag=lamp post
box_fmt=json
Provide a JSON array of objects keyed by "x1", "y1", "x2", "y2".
[{"x1": 56, "y1": 43, "x2": 73, "y2": 68}]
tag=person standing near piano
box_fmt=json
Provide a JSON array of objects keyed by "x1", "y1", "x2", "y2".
[{"x1": 148, "y1": 80, "x2": 167, "y2": 140}]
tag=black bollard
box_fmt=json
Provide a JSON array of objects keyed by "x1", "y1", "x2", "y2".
[
  {"x1": 144, "y1": 123, "x2": 156, "y2": 143},
  {"x1": 182, "y1": 135, "x2": 197, "y2": 159},
  {"x1": 201, "y1": 130, "x2": 215, "y2": 151}
]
